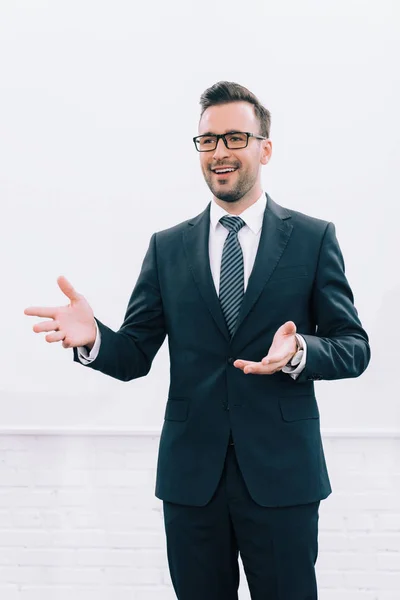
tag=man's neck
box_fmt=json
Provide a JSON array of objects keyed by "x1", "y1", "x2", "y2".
[{"x1": 214, "y1": 188, "x2": 263, "y2": 216}]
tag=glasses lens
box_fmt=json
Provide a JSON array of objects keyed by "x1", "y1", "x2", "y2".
[
  {"x1": 225, "y1": 133, "x2": 248, "y2": 149},
  {"x1": 196, "y1": 136, "x2": 217, "y2": 151}
]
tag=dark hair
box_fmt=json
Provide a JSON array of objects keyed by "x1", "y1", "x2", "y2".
[{"x1": 199, "y1": 81, "x2": 271, "y2": 138}]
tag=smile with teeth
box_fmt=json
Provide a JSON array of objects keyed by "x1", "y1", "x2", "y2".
[{"x1": 213, "y1": 167, "x2": 237, "y2": 174}]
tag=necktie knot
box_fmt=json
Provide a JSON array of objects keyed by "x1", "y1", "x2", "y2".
[{"x1": 219, "y1": 215, "x2": 245, "y2": 234}]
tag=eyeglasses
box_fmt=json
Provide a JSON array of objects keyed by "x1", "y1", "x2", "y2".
[{"x1": 193, "y1": 131, "x2": 267, "y2": 152}]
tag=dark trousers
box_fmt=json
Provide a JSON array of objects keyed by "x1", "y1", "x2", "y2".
[{"x1": 163, "y1": 442, "x2": 319, "y2": 600}]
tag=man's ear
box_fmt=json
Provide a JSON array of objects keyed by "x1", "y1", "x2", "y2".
[{"x1": 261, "y1": 139, "x2": 272, "y2": 165}]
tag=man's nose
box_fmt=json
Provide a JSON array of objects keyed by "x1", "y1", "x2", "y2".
[{"x1": 212, "y1": 137, "x2": 230, "y2": 159}]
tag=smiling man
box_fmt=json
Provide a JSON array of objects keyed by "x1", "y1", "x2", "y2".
[
  {"x1": 198, "y1": 102, "x2": 270, "y2": 211},
  {"x1": 25, "y1": 81, "x2": 370, "y2": 599}
]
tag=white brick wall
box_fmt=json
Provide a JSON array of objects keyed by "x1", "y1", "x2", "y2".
[{"x1": 0, "y1": 429, "x2": 399, "y2": 600}]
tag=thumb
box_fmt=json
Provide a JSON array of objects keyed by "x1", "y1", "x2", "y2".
[
  {"x1": 57, "y1": 276, "x2": 80, "y2": 302},
  {"x1": 278, "y1": 320, "x2": 297, "y2": 337},
  {"x1": 262, "y1": 321, "x2": 297, "y2": 365}
]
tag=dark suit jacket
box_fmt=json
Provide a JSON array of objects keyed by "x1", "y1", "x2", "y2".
[{"x1": 73, "y1": 194, "x2": 370, "y2": 507}]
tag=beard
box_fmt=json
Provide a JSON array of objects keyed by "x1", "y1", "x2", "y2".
[{"x1": 203, "y1": 166, "x2": 257, "y2": 203}]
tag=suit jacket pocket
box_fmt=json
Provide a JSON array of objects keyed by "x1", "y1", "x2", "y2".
[
  {"x1": 164, "y1": 398, "x2": 189, "y2": 421},
  {"x1": 279, "y1": 395, "x2": 319, "y2": 422}
]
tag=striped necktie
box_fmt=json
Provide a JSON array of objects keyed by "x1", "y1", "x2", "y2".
[{"x1": 219, "y1": 215, "x2": 246, "y2": 336}]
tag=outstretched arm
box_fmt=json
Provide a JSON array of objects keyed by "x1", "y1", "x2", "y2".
[{"x1": 72, "y1": 233, "x2": 166, "y2": 381}]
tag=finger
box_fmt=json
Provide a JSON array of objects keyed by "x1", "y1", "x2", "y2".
[
  {"x1": 280, "y1": 320, "x2": 297, "y2": 336},
  {"x1": 233, "y1": 359, "x2": 256, "y2": 369},
  {"x1": 243, "y1": 362, "x2": 271, "y2": 374},
  {"x1": 239, "y1": 356, "x2": 288, "y2": 374},
  {"x1": 250, "y1": 360, "x2": 287, "y2": 374},
  {"x1": 24, "y1": 306, "x2": 57, "y2": 319},
  {"x1": 57, "y1": 276, "x2": 80, "y2": 302},
  {"x1": 234, "y1": 360, "x2": 268, "y2": 375},
  {"x1": 33, "y1": 320, "x2": 60, "y2": 333},
  {"x1": 45, "y1": 331, "x2": 66, "y2": 343},
  {"x1": 234, "y1": 360, "x2": 261, "y2": 373},
  {"x1": 262, "y1": 352, "x2": 287, "y2": 366},
  {"x1": 62, "y1": 339, "x2": 72, "y2": 349}
]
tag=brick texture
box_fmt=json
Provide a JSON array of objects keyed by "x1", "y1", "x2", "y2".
[{"x1": 0, "y1": 431, "x2": 398, "y2": 599}]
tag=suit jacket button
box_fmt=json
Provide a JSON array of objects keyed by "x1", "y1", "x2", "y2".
[{"x1": 228, "y1": 357, "x2": 235, "y2": 365}]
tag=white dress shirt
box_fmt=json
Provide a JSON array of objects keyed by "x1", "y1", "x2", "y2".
[{"x1": 78, "y1": 193, "x2": 307, "y2": 378}]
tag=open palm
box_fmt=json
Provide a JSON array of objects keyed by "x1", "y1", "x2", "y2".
[
  {"x1": 24, "y1": 276, "x2": 97, "y2": 349},
  {"x1": 234, "y1": 321, "x2": 298, "y2": 375}
]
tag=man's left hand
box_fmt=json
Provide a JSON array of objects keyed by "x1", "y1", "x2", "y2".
[{"x1": 234, "y1": 321, "x2": 298, "y2": 375}]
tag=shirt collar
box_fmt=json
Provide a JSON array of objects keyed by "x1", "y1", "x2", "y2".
[{"x1": 210, "y1": 192, "x2": 267, "y2": 234}]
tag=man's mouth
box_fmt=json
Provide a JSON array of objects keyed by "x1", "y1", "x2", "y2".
[{"x1": 212, "y1": 167, "x2": 238, "y2": 178}]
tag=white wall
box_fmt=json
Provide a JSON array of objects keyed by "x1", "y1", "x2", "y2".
[
  {"x1": 0, "y1": 431, "x2": 399, "y2": 600},
  {"x1": 2, "y1": 0, "x2": 399, "y2": 431}
]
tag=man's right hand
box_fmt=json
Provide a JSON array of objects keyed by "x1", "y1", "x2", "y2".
[{"x1": 24, "y1": 276, "x2": 97, "y2": 350}]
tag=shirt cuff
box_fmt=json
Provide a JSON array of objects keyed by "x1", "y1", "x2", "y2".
[
  {"x1": 76, "y1": 321, "x2": 101, "y2": 364},
  {"x1": 281, "y1": 334, "x2": 307, "y2": 380}
]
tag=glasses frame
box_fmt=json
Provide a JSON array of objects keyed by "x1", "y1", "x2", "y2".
[{"x1": 192, "y1": 131, "x2": 267, "y2": 152}]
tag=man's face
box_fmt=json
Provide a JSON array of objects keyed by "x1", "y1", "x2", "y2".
[{"x1": 197, "y1": 101, "x2": 271, "y2": 203}]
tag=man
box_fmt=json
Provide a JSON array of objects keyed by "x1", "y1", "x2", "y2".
[{"x1": 25, "y1": 81, "x2": 370, "y2": 599}]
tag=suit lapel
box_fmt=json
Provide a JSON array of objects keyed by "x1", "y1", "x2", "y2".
[
  {"x1": 182, "y1": 194, "x2": 293, "y2": 344},
  {"x1": 231, "y1": 194, "x2": 293, "y2": 341},
  {"x1": 183, "y1": 204, "x2": 230, "y2": 341}
]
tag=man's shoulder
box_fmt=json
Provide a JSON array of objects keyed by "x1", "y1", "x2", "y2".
[
  {"x1": 153, "y1": 206, "x2": 209, "y2": 241},
  {"x1": 275, "y1": 199, "x2": 331, "y2": 236}
]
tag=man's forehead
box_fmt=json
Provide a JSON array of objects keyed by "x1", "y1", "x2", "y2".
[
  {"x1": 198, "y1": 102, "x2": 256, "y2": 133},
  {"x1": 200, "y1": 129, "x2": 245, "y2": 136}
]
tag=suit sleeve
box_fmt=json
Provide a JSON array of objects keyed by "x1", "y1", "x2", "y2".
[
  {"x1": 296, "y1": 222, "x2": 370, "y2": 382},
  {"x1": 72, "y1": 233, "x2": 166, "y2": 381}
]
